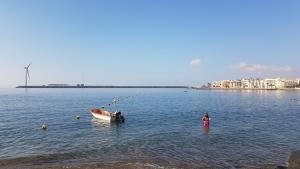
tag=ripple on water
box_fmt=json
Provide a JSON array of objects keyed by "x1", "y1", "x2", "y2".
[{"x1": 0, "y1": 88, "x2": 300, "y2": 168}]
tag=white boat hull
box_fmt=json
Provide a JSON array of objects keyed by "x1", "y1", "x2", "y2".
[
  {"x1": 90, "y1": 112, "x2": 116, "y2": 122},
  {"x1": 89, "y1": 108, "x2": 124, "y2": 122}
]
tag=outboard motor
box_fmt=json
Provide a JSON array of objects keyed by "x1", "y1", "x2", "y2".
[{"x1": 116, "y1": 111, "x2": 125, "y2": 122}]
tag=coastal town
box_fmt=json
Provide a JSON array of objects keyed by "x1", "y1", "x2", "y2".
[{"x1": 207, "y1": 78, "x2": 300, "y2": 89}]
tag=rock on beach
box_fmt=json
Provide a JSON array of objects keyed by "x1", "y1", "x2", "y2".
[{"x1": 288, "y1": 150, "x2": 300, "y2": 169}]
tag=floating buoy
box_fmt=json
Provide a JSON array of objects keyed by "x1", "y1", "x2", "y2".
[
  {"x1": 76, "y1": 115, "x2": 80, "y2": 120},
  {"x1": 41, "y1": 124, "x2": 48, "y2": 130},
  {"x1": 112, "y1": 98, "x2": 118, "y2": 104}
]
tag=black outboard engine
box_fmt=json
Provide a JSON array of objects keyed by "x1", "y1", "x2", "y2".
[{"x1": 116, "y1": 111, "x2": 125, "y2": 122}]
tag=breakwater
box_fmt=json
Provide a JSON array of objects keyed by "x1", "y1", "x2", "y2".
[{"x1": 16, "y1": 85, "x2": 188, "y2": 88}]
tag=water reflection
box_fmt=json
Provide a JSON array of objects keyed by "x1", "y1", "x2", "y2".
[
  {"x1": 91, "y1": 118, "x2": 112, "y2": 127},
  {"x1": 91, "y1": 118, "x2": 124, "y2": 129},
  {"x1": 273, "y1": 90, "x2": 285, "y2": 100},
  {"x1": 202, "y1": 127, "x2": 210, "y2": 134}
]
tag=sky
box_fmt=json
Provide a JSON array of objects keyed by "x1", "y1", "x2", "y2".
[{"x1": 0, "y1": 0, "x2": 299, "y2": 87}]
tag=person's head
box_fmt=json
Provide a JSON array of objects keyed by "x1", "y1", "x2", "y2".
[{"x1": 204, "y1": 113, "x2": 209, "y2": 118}]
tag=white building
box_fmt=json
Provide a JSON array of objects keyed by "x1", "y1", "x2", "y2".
[
  {"x1": 211, "y1": 81, "x2": 222, "y2": 88},
  {"x1": 283, "y1": 79, "x2": 298, "y2": 88},
  {"x1": 208, "y1": 78, "x2": 299, "y2": 89},
  {"x1": 241, "y1": 79, "x2": 251, "y2": 88},
  {"x1": 263, "y1": 78, "x2": 277, "y2": 89},
  {"x1": 229, "y1": 80, "x2": 241, "y2": 88},
  {"x1": 221, "y1": 80, "x2": 230, "y2": 88}
]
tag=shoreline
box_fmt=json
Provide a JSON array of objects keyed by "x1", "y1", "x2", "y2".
[
  {"x1": 1, "y1": 150, "x2": 299, "y2": 169},
  {"x1": 14, "y1": 86, "x2": 300, "y2": 90}
]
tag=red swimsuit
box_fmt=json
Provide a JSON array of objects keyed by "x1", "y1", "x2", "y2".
[{"x1": 203, "y1": 117, "x2": 209, "y2": 127}]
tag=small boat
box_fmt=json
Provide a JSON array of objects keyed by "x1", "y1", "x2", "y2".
[{"x1": 89, "y1": 108, "x2": 124, "y2": 122}]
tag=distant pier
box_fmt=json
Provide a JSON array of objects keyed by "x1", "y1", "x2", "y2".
[{"x1": 16, "y1": 85, "x2": 188, "y2": 89}]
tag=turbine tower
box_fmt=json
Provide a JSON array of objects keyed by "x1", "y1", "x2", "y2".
[{"x1": 24, "y1": 63, "x2": 31, "y2": 87}]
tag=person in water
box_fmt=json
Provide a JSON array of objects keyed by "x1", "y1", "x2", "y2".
[{"x1": 202, "y1": 113, "x2": 210, "y2": 127}]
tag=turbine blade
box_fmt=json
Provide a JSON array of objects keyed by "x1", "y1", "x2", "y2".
[{"x1": 27, "y1": 63, "x2": 31, "y2": 68}]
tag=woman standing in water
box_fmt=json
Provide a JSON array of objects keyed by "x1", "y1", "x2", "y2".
[{"x1": 202, "y1": 113, "x2": 210, "y2": 128}]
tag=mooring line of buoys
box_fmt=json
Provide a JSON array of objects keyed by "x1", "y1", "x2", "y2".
[
  {"x1": 40, "y1": 114, "x2": 82, "y2": 131},
  {"x1": 103, "y1": 95, "x2": 134, "y2": 107},
  {"x1": 40, "y1": 95, "x2": 136, "y2": 131}
]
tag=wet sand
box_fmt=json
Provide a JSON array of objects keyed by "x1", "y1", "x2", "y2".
[{"x1": 2, "y1": 151, "x2": 300, "y2": 169}]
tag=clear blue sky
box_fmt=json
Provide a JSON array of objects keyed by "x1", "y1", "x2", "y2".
[{"x1": 0, "y1": 0, "x2": 299, "y2": 87}]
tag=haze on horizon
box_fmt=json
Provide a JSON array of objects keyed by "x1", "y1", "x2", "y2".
[{"x1": 0, "y1": 0, "x2": 299, "y2": 88}]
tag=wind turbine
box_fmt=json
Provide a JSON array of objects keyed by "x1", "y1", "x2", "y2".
[{"x1": 24, "y1": 63, "x2": 31, "y2": 87}]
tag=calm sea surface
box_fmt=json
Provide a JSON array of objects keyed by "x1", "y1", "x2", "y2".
[{"x1": 0, "y1": 88, "x2": 300, "y2": 168}]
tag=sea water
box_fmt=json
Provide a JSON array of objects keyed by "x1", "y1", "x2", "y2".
[{"x1": 0, "y1": 88, "x2": 300, "y2": 168}]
